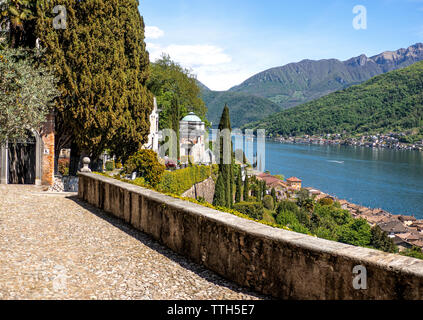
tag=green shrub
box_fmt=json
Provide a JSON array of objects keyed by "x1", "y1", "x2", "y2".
[
  {"x1": 318, "y1": 197, "x2": 334, "y2": 206},
  {"x1": 263, "y1": 195, "x2": 274, "y2": 210},
  {"x1": 233, "y1": 202, "x2": 264, "y2": 220},
  {"x1": 58, "y1": 158, "x2": 70, "y2": 176},
  {"x1": 277, "y1": 200, "x2": 299, "y2": 215},
  {"x1": 401, "y1": 247, "x2": 423, "y2": 260},
  {"x1": 105, "y1": 160, "x2": 115, "y2": 171},
  {"x1": 276, "y1": 210, "x2": 309, "y2": 235},
  {"x1": 158, "y1": 165, "x2": 212, "y2": 196},
  {"x1": 125, "y1": 150, "x2": 165, "y2": 187}
]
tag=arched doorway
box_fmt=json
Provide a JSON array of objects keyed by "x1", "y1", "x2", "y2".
[{"x1": 7, "y1": 131, "x2": 37, "y2": 184}]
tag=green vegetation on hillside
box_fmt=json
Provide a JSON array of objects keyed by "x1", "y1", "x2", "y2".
[
  {"x1": 203, "y1": 44, "x2": 423, "y2": 128},
  {"x1": 202, "y1": 89, "x2": 282, "y2": 128},
  {"x1": 244, "y1": 61, "x2": 423, "y2": 137}
]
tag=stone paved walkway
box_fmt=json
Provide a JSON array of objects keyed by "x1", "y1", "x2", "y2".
[{"x1": 0, "y1": 185, "x2": 264, "y2": 300}]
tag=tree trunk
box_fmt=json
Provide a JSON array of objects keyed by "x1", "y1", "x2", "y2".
[{"x1": 69, "y1": 142, "x2": 80, "y2": 176}]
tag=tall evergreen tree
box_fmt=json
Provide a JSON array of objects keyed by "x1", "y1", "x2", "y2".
[
  {"x1": 271, "y1": 187, "x2": 277, "y2": 204},
  {"x1": 257, "y1": 183, "x2": 262, "y2": 202},
  {"x1": 262, "y1": 180, "x2": 267, "y2": 198},
  {"x1": 213, "y1": 173, "x2": 226, "y2": 207},
  {"x1": 213, "y1": 105, "x2": 234, "y2": 207},
  {"x1": 0, "y1": 0, "x2": 37, "y2": 48},
  {"x1": 235, "y1": 166, "x2": 242, "y2": 203},
  {"x1": 243, "y1": 175, "x2": 250, "y2": 202},
  {"x1": 35, "y1": 0, "x2": 153, "y2": 171}
]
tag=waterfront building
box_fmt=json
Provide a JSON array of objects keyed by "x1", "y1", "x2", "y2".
[{"x1": 286, "y1": 177, "x2": 302, "y2": 191}]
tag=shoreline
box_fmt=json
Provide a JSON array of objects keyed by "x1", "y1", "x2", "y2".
[
  {"x1": 270, "y1": 136, "x2": 423, "y2": 151},
  {"x1": 304, "y1": 186, "x2": 423, "y2": 250}
]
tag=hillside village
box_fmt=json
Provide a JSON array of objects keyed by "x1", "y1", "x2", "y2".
[{"x1": 274, "y1": 132, "x2": 423, "y2": 151}]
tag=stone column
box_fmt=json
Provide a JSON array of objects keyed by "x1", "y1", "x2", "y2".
[{"x1": 0, "y1": 142, "x2": 8, "y2": 184}]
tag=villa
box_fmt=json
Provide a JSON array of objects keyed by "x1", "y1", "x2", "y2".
[{"x1": 179, "y1": 112, "x2": 214, "y2": 165}]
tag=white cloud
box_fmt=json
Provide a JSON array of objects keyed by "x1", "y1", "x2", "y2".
[
  {"x1": 147, "y1": 43, "x2": 239, "y2": 90},
  {"x1": 145, "y1": 26, "x2": 164, "y2": 39}
]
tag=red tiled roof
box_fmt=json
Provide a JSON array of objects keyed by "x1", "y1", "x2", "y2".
[{"x1": 287, "y1": 177, "x2": 302, "y2": 182}]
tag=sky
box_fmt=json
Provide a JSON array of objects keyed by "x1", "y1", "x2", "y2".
[{"x1": 139, "y1": 0, "x2": 423, "y2": 91}]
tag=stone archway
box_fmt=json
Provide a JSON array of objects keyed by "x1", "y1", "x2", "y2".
[{"x1": 0, "y1": 129, "x2": 43, "y2": 185}]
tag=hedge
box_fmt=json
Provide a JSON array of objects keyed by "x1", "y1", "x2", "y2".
[{"x1": 157, "y1": 165, "x2": 213, "y2": 196}]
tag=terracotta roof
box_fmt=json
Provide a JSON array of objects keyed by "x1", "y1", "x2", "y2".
[
  {"x1": 378, "y1": 220, "x2": 408, "y2": 234},
  {"x1": 396, "y1": 232, "x2": 421, "y2": 241},
  {"x1": 399, "y1": 215, "x2": 417, "y2": 222},
  {"x1": 287, "y1": 177, "x2": 302, "y2": 182},
  {"x1": 409, "y1": 240, "x2": 423, "y2": 248}
]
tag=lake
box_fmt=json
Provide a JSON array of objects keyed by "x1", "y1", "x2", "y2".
[{"x1": 260, "y1": 141, "x2": 423, "y2": 218}]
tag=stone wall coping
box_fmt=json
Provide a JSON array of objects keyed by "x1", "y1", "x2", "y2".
[{"x1": 79, "y1": 172, "x2": 423, "y2": 277}]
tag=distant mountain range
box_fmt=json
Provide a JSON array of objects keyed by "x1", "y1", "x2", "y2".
[
  {"x1": 242, "y1": 60, "x2": 423, "y2": 138},
  {"x1": 201, "y1": 43, "x2": 423, "y2": 127}
]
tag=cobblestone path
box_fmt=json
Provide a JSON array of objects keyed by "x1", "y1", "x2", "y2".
[{"x1": 0, "y1": 185, "x2": 264, "y2": 300}]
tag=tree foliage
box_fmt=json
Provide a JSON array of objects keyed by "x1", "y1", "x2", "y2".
[
  {"x1": 0, "y1": 0, "x2": 37, "y2": 48},
  {"x1": 235, "y1": 166, "x2": 242, "y2": 203},
  {"x1": 213, "y1": 105, "x2": 234, "y2": 208},
  {"x1": 125, "y1": 149, "x2": 165, "y2": 187},
  {"x1": 233, "y1": 201, "x2": 264, "y2": 220},
  {"x1": 243, "y1": 174, "x2": 250, "y2": 202},
  {"x1": 0, "y1": 48, "x2": 59, "y2": 142},
  {"x1": 147, "y1": 54, "x2": 207, "y2": 130},
  {"x1": 35, "y1": 0, "x2": 153, "y2": 162}
]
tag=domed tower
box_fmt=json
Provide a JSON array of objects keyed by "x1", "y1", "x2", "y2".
[{"x1": 179, "y1": 112, "x2": 206, "y2": 164}]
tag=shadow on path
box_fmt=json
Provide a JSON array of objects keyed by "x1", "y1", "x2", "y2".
[{"x1": 67, "y1": 195, "x2": 269, "y2": 300}]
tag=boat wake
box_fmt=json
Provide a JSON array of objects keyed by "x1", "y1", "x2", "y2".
[{"x1": 327, "y1": 160, "x2": 345, "y2": 164}]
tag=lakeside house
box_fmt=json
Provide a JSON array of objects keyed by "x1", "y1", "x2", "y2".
[{"x1": 286, "y1": 177, "x2": 302, "y2": 191}]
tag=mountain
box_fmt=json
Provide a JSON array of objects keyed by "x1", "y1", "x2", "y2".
[
  {"x1": 230, "y1": 43, "x2": 423, "y2": 110},
  {"x1": 242, "y1": 61, "x2": 423, "y2": 138},
  {"x1": 200, "y1": 84, "x2": 282, "y2": 128},
  {"x1": 200, "y1": 43, "x2": 423, "y2": 128}
]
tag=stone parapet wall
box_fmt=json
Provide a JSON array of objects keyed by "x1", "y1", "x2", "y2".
[
  {"x1": 78, "y1": 173, "x2": 423, "y2": 300},
  {"x1": 181, "y1": 177, "x2": 215, "y2": 203}
]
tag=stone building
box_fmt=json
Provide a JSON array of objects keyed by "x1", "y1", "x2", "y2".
[
  {"x1": 0, "y1": 113, "x2": 55, "y2": 186},
  {"x1": 143, "y1": 97, "x2": 160, "y2": 153},
  {"x1": 286, "y1": 177, "x2": 302, "y2": 191},
  {"x1": 179, "y1": 112, "x2": 214, "y2": 164}
]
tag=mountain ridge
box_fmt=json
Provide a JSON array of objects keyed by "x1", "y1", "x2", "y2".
[
  {"x1": 242, "y1": 60, "x2": 423, "y2": 139},
  {"x1": 201, "y1": 43, "x2": 423, "y2": 128}
]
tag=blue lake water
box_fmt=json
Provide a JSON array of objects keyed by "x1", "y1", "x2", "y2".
[{"x1": 260, "y1": 141, "x2": 423, "y2": 217}]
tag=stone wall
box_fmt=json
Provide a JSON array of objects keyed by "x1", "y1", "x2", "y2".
[
  {"x1": 181, "y1": 177, "x2": 215, "y2": 203},
  {"x1": 41, "y1": 113, "x2": 55, "y2": 186},
  {"x1": 78, "y1": 172, "x2": 423, "y2": 300}
]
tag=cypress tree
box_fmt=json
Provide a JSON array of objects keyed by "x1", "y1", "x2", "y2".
[
  {"x1": 262, "y1": 181, "x2": 267, "y2": 198},
  {"x1": 235, "y1": 166, "x2": 242, "y2": 203},
  {"x1": 213, "y1": 174, "x2": 226, "y2": 207},
  {"x1": 271, "y1": 187, "x2": 277, "y2": 203},
  {"x1": 213, "y1": 105, "x2": 234, "y2": 208},
  {"x1": 243, "y1": 175, "x2": 250, "y2": 202},
  {"x1": 35, "y1": 0, "x2": 153, "y2": 169},
  {"x1": 257, "y1": 183, "x2": 262, "y2": 202}
]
